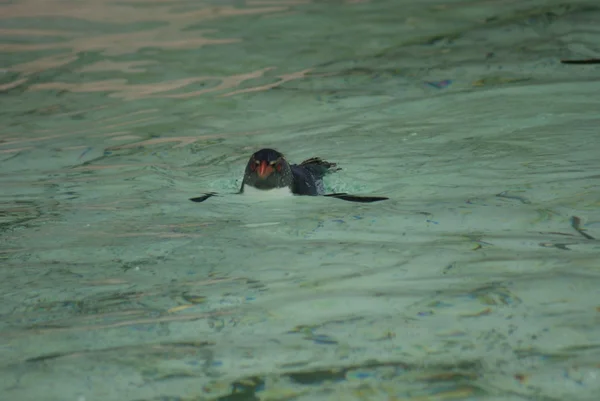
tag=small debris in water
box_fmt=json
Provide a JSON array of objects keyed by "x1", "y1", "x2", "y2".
[
  {"x1": 77, "y1": 147, "x2": 93, "y2": 160},
  {"x1": 570, "y1": 216, "x2": 595, "y2": 240},
  {"x1": 311, "y1": 334, "x2": 338, "y2": 345},
  {"x1": 424, "y1": 79, "x2": 452, "y2": 89},
  {"x1": 496, "y1": 191, "x2": 531, "y2": 204}
]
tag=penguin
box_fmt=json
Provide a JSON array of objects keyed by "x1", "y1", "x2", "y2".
[{"x1": 190, "y1": 148, "x2": 388, "y2": 203}]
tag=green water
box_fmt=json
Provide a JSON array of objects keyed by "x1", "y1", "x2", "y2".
[{"x1": 1, "y1": 1, "x2": 600, "y2": 400}]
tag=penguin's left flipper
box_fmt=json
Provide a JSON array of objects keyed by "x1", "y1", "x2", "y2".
[
  {"x1": 189, "y1": 192, "x2": 218, "y2": 203},
  {"x1": 325, "y1": 193, "x2": 389, "y2": 203}
]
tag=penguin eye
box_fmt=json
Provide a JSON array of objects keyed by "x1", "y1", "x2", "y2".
[
  {"x1": 270, "y1": 158, "x2": 283, "y2": 171},
  {"x1": 250, "y1": 159, "x2": 259, "y2": 171}
]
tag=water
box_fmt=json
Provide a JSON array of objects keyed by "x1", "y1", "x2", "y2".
[{"x1": 1, "y1": 0, "x2": 600, "y2": 400}]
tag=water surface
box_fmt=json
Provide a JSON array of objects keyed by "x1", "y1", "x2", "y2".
[{"x1": 1, "y1": 0, "x2": 600, "y2": 400}]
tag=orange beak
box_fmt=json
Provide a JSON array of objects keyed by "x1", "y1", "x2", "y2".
[{"x1": 256, "y1": 161, "x2": 274, "y2": 179}]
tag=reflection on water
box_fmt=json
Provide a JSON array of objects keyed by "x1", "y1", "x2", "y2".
[{"x1": 2, "y1": 0, "x2": 600, "y2": 400}]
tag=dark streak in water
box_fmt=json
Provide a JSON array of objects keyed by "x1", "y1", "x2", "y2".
[
  {"x1": 538, "y1": 231, "x2": 576, "y2": 237},
  {"x1": 25, "y1": 341, "x2": 214, "y2": 363},
  {"x1": 495, "y1": 191, "x2": 531, "y2": 204},
  {"x1": 26, "y1": 352, "x2": 69, "y2": 363},
  {"x1": 539, "y1": 242, "x2": 572, "y2": 251}
]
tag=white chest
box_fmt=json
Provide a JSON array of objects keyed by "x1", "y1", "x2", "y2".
[{"x1": 242, "y1": 185, "x2": 294, "y2": 200}]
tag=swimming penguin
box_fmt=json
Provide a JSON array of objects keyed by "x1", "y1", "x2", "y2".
[{"x1": 190, "y1": 148, "x2": 388, "y2": 203}]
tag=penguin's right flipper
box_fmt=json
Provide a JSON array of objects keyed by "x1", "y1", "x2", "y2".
[{"x1": 325, "y1": 193, "x2": 389, "y2": 203}]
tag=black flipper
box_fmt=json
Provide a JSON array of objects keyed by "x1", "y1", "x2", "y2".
[
  {"x1": 189, "y1": 192, "x2": 217, "y2": 203},
  {"x1": 560, "y1": 58, "x2": 600, "y2": 64},
  {"x1": 325, "y1": 193, "x2": 389, "y2": 203}
]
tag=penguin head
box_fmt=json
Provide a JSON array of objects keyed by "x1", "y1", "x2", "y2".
[{"x1": 242, "y1": 148, "x2": 293, "y2": 190}]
